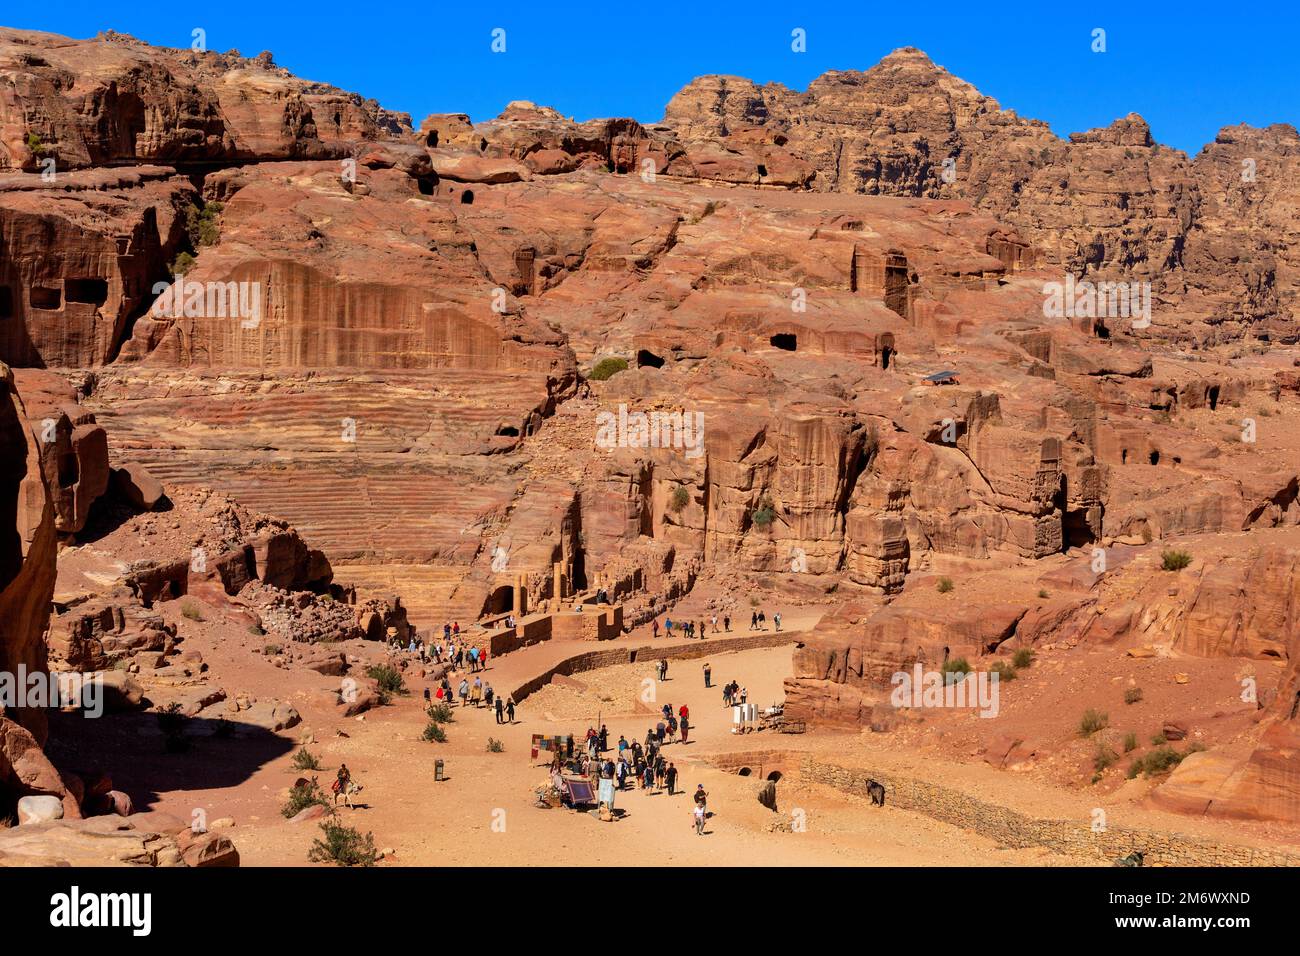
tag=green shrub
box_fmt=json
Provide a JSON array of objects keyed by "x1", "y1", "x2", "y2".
[
  {"x1": 1124, "y1": 687, "x2": 1143, "y2": 705},
  {"x1": 1123, "y1": 732, "x2": 1138, "y2": 753},
  {"x1": 752, "y1": 497, "x2": 776, "y2": 528},
  {"x1": 941, "y1": 658, "x2": 971, "y2": 684},
  {"x1": 486, "y1": 737, "x2": 505, "y2": 753},
  {"x1": 308, "y1": 820, "x2": 377, "y2": 867},
  {"x1": 170, "y1": 251, "x2": 196, "y2": 275},
  {"x1": 365, "y1": 664, "x2": 407, "y2": 701},
  {"x1": 180, "y1": 602, "x2": 203, "y2": 622},
  {"x1": 1150, "y1": 732, "x2": 1167, "y2": 746},
  {"x1": 282, "y1": 777, "x2": 332, "y2": 818},
  {"x1": 157, "y1": 701, "x2": 188, "y2": 753},
  {"x1": 1094, "y1": 742, "x2": 1119, "y2": 772},
  {"x1": 185, "y1": 201, "x2": 224, "y2": 247},
  {"x1": 1011, "y1": 647, "x2": 1035, "y2": 669},
  {"x1": 669, "y1": 485, "x2": 690, "y2": 513},
  {"x1": 1079, "y1": 709, "x2": 1109, "y2": 737},
  {"x1": 1161, "y1": 549, "x2": 1192, "y2": 572},
  {"x1": 989, "y1": 661, "x2": 1017, "y2": 682},
  {"x1": 26, "y1": 132, "x2": 45, "y2": 154},
  {"x1": 425, "y1": 703, "x2": 454, "y2": 723},
  {"x1": 263, "y1": 643, "x2": 282, "y2": 655},
  {"x1": 936, "y1": 577, "x2": 954, "y2": 593},
  {"x1": 249, "y1": 624, "x2": 266, "y2": 636},
  {"x1": 291, "y1": 747, "x2": 322, "y2": 772},
  {"x1": 1129, "y1": 746, "x2": 1186, "y2": 778},
  {"x1": 421, "y1": 721, "x2": 447, "y2": 743},
  {"x1": 589, "y1": 357, "x2": 629, "y2": 381},
  {"x1": 1037, "y1": 588, "x2": 1050, "y2": 599}
]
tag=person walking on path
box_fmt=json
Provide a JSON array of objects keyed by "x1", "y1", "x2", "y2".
[
  {"x1": 506, "y1": 697, "x2": 516, "y2": 723},
  {"x1": 680, "y1": 714, "x2": 690, "y2": 744},
  {"x1": 653, "y1": 618, "x2": 660, "y2": 639},
  {"x1": 495, "y1": 696, "x2": 505, "y2": 724},
  {"x1": 693, "y1": 803, "x2": 706, "y2": 835},
  {"x1": 702, "y1": 662, "x2": 711, "y2": 688},
  {"x1": 724, "y1": 615, "x2": 731, "y2": 632},
  {"x1": 750, "y1": 610, "x2": 758, "y2": 631},
  {"x1": 774, "y1": 612, "x2": 782, "y2": 632},
  {"x1": 666, "y1": 762, "x2": 678, "y2": 796},
  {"x1": 458, "y1": 678, "x2": 469, "y2": 707}
]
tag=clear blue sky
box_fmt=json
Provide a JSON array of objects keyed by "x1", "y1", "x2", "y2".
[{"x1": 8, "y1": 2, "x2": 1297, "y2": 155}]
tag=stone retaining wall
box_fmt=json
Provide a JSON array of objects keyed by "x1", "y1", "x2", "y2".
[
  {"x1": 511, "y1": 633, "x2": 799, "y2": 703},
  {"x1": 804, "y1": 758, "x2": 1300, "y2": 867}
]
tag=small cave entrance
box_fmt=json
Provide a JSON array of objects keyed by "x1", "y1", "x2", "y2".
[
  {"x1": 417, "y1": 173, "x2": 439, "y2": 196},
  {"x1": 460, "y1": 189, "x2": 475, "y2": 205},
  {"x1": 57, "y1": 450, "x2": 78, "y2": 488},
  {"x1": 1121, "y1": 449, "x2": 1128, "y2": 465},
  {"x1": 0, "y1": 286, "x2": 13, "y2": 318},
  {"x1": 1093, "y1": 319, "x2": 1110, "y2": 339},
  {"x1": 767, "y1": 770, "x2": 783, "y2": 782},
  {"x1": 757, "y1": 163, "x2": 768, "y2": 177},
  {"x1": 1149, "y1": 450, "x2": 1161, "y2": 466},
  {"x1": 636, "y1": 349, "x2": 665, "y2": 369},
  {"x1": 30, "y1": 286, "x2": 61, "y2": 310},
  {"x1": 1208, "y1": 385, "x2": 1221, "y2": 411},
  {"x1": 64, "y1": 278, "x2": 109, "y2": 307},
  {"x1": 880, "y1": 332, "x2": 896, "y2": 370},
  {"x1": 495, "y1": 423, "x2": 520, "y2": 437},
  {"x1": 737, "y1": 767, "x2": 752, "y2": 777},
  {"x1": 770, "y1": 333, "x2": 797, "y2": 351},
  {"x1": 488, "y1": 584, "x2": 514, "y2": 615},
  {"x1": 479, "y1": 137, "x2": 488, "y2": 153},
  {"x1": 425, "y1": 130, "x2": 439, "y2": 148},
  {"x1": 1063, "y1": 509, "x2": 1097, "y2": 549}
]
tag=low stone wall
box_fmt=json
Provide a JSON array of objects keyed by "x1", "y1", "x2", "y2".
[
  {"x1": 804, "y1": 758, "x2": 1300, "y2": 867},
  {"x1": 511, "y1": 633, "x2": 799, "y2": 703}
]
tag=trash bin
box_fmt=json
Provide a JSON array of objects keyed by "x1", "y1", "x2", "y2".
[{"x1": 435, "y1": 759, "x2": 445, "y2": 782}]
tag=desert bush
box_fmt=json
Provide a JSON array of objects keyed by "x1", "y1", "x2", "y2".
[
  {"x1": 1123, "y1": 732, "x2": 1138, "y2": 753},
  {"x1": 1012, "y1": 647, "x2": 1035, "y2": 669},
  {"x1": 989, "y1": 661, "x2": 1017, "y2": 682},
  {"x1": 282, "y1": 777, "x2": 331, "y2": 819},
  {"x1": 1124, "y1": 687, "x2": 1143, "y2": 705},
  {"x1": 308, "y1": 820, "x2": 377, "y2": 867},
  {"x1": 1150, "y1": 732, "x2": 1167, "y2": 746},
  {"x1": 365, "y1": 664, "x2": 407, "y2": 701},
  {"x1": 1129, "y1": 746, "x2": 1186, "y2": 778},
  {"x1": 1079, "y1": 709, "x2": 1109, "y2": 737},
  {"x1": 936, "y1": 577, "x2": 954, "y2": 594},
  {"x1": 185, "y1": 201, "x2": 224, "y2": 247},
  {"x1": 180, "y1": 602, "x2": 203, "y2": 621},
  {"x1": 752, "y1": 497, "x2": 776, "y2": 528},
  {"x1": 669, "y1": 485, "x2": 690, "y2": 512},
  {"x1": 1161, "y1": 549, "x2": 1192, "y2": 571},
  {"x1": 1094, "y1": 742, "x2": 1119, "y2": 772},
  {"x1": 170, "y1": 251, "x2": 196, "y2": 275},
  {"x1": 486, "y1": 737, "x2": 505, "y2": 753},
  {"x1": 421, "y1": 721, "x2": 447, "y2": 743},
  {"x1": 157, "y1": 701, "x2": 188, "y2": 753},
  {"x1": 589, "y1": 357, "x2": 629, "y2": 381},
  {"x1": 941, "y1": 658, "x2": 971, "y2": 684},
  {"x1": 292, "y1": 747, "x2": 322, "y2": 771},
  {"x1": 1037, "y1": 588, "x2": 1050, "y2": 599},
  {"x1": 425, "y1": 703, "x2": 454, "y2": 723}
]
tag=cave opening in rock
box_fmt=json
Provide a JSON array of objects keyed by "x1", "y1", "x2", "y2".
[
  {"x1": 65, "y1": 278, "x2": 109, "y2": 307},
  {"x1": 880, "y1": 332, "x2": 895, "y2": 370},
  {"x1": 1094, "y1": 319, "x2": 1110, "y2": 339},
  {"x1": 30, "y1": 286, "x2": 61, "y2": 310},
  {"x1": 0, "y1": 286, "x2": 12, "y2": 318},
  {"x1": 737, "y1": 767, "x2": 752, "y2": 777},
  {"x1": 488, "y1": 584, "x2": 514, "y2": 615},
  {"x1": 460, "y1": 189, "x2": 475, "y2": 205},
  {"x1": 757, "y1": 164, "x2": 768, "y2": 177},
  {"x1": 57, "y1": 450, "x2": 78, "y2": 488},
  {"x1": 767, "y1": 770, "x2": 783, "y2": 782},
  {"x1": 426, "y1": 130, "x2": 439, "y2": 148},
  {"x1": 1149, "y1": 450, "x2": 1160, "y2": 465},
  {"x1": 417, "y1": 173, "x2": 439, "y2": 196},
  {"x1": 637, "y1": 349, "x2": 665, "y2": 369},
  {"x1": 770, "y1": 333, "x2": 796, "y2": 351},
  {"x1": 1208, "y1": 385, "x2": 1220, "y2": 411}
]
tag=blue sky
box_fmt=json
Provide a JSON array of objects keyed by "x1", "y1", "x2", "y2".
[{"x1": 8, "y1": 2, "x2": 1297, "y2": 155}]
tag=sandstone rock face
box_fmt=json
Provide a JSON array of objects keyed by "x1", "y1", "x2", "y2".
[
  {"x1": 664, "y1": 48, "x2": 1297, "y2": 343},
  {"x1": 0, "y1": 815, "x2": 234, "y2": 866},
  {"x1": 0, "y1": 28, "x2": 409, "y2": 172},
  {"x1": 0, "y1": 362, "x2": 63, "y2": 808}
]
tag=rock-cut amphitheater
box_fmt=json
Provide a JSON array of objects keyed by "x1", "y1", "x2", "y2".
[{"x1": 2, "y1": 26, "x2": 1300, "y2": 867}]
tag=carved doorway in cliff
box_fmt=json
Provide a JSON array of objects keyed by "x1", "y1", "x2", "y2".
[
  {"x1": 880, "y1": 332, "x2": 896, "y2": 370},
  {"x1": 770, "y1": 333, "x2": 796, "y2": 351},
  {"x1": 488, "y1": 585, "x2": 514, "y2": 615},
  {"x1": 1208, "y1": 385, "x2": 1220, "y2": 411},
  {"x1": 636, "y1": 349, "x2": 665, "y2": 369}
]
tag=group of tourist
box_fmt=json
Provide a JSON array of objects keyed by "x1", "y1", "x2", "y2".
[
  {"x1": 653, "y1": 613, "x2": 733, "y2": 640},
  {"x1": 749, "y1": 609, "x2": 781, "y2": 631},
  {"x1": 721, "y1": 680, "x2": 747, "y2": 707}
]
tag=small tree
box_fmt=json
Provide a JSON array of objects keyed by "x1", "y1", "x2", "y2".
[
  {"x1": 589, "y1": 357, "x2": 629, "y2": 381},
  {"x1": 308, "y1": 820, "x2": 378, "y2": 866},
  {"x1": 292, "y1": 747, "x2": 322, "y2": 771},
  {"x1": 752, "y1": 497, "x2": 776, "y2": 529},
  {"x1": 669, "y1": 485, "x2": 690, "y2": 513}
]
